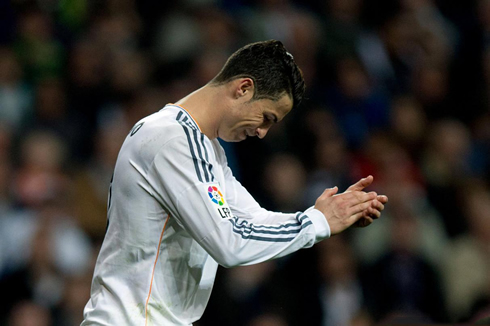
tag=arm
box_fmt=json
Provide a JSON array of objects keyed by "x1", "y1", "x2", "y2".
[
  {"x1": 222, "y1": 154, "x2": 388, "y2": 237},
  {"x1": 221, "y1": 161, "x2": 331, "y2": 243},
  {"x1": 150, "y1": 135, "x2": 329, "y2": 268}
]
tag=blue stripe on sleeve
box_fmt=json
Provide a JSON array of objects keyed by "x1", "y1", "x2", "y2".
[
  {"x1": 201, "y1": 133, "x2": 215, "y2": 182},
  {"x1": 177, "y1": 111, "x2": 215, "y2": 184},
  {"x1": 227, "y1": 214, "x2": 313, "y2": 242},
  {"x1": 192, "y1": 128, "x2": 210, "y2": 182},
  {"x1": 178, "y1": 121, "x2": 203, "y2": 182},
  {"x1": 227, "y1": 219, "x2": 297, "y2": 242}
]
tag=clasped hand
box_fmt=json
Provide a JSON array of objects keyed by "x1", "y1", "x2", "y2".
[{"x1": 314, "y1": 175, "x2": 388, "y2": 235}]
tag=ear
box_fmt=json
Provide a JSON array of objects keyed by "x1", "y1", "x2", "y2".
[{"x1": 235, "y1": 78, "x2": 254, "y2": 99}]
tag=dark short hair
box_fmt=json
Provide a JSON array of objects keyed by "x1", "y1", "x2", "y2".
[{"x1": 211, "y1": 40, "x2": 305, "y2": 110}]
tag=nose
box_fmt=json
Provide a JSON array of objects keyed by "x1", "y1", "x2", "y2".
[{"x1": 255, "y1": 127, "x2": 269, "y2": 139}]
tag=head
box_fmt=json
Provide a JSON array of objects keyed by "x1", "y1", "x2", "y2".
[{"x1": 210, "y1": 40, "x2": 305, "y2": 141}]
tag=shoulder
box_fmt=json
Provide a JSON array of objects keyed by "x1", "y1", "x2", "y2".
[
  {"x1": 118, "y1": 110, "x2": 190, "y2": 165},
  {"x1": 130, "y1": 109, "x2": 187, "y2": 144}
]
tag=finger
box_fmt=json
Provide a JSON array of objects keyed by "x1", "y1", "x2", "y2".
[
  {"x1": 321, "y1": 186, "x2": 338, "y2": 198},
  {"x1": 377, "y1": 195, "x2": 388, "y2": 204},
  {"x1": 361, "y1": 217, "x2": 374, "y2": 227},
  {"x1": 355, "y1": 216, "x2": 374, "y2": 227},
  {"x1": 371, "y1": 199, "x2": 385, "y2": 211},
  {"x1": 366, "y1": 206, "x2": 381, "y2": 218},
  {"x1": 344, "y1": 191, "x2": 377, "y2": 206},
  {"x1": 351, "y1": 212, "x2": 374, "y2": 227},
  {"x1": 337, "y1": 191, "x2": 378, "y2": 204},
  {"x1": 364, "y1": 191, "x2": 378, "y2": 202},
  {"x1": 346, "y1": 175, "x2": 374, "y2": 192},
  {"x1": 348, "y1": 200, "x2": 375, "y2": 217}
]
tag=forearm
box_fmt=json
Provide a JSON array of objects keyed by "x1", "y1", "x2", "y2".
[{"x1": 174, "y1": 183, "x2": 330, "y2": 267}]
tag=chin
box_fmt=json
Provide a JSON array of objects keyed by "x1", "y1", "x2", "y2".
[
  {"x1": 228, "y1": 136, "x2": 246, "y2": 143},
  {"x1": 218, "y1": 135, "x2": 241, "y2": 142},
  {"x1": 218, "y1": 129, "x2": 247, "y2": 142},
  {"x1": 232, "y1": 136, "x2": 246, "y2": 142}
]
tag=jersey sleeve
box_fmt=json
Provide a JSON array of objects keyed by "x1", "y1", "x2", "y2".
[
  {"x1": 149, "y1": 133, "x2": 330, "y2": 268},
  {"x1": 221, "y1": 162, "x2": 330, "y2": 243}
]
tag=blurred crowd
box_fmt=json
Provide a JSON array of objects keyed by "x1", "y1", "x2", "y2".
[{"x1": 1, "y1": 0, "x2": 490, "y2": 325}]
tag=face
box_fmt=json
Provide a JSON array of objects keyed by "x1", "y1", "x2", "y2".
[{"x1": 219, "y1": 93, "x2": 293, "y2": 142}]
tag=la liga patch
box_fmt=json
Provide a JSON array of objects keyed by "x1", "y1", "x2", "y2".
[
  {"x1": 208, "y1": 185, "x2": 225, "y2": 206},
  {"x1": 203, "y1": 184, "x2": 232, "y2": 219}
]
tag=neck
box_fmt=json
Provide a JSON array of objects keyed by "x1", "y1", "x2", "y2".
[{"x1": 175, "y1": 84, "x2": 224, "y2": 139}]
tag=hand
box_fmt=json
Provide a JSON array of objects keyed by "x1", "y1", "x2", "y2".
[
  {"x1": 345, "y1": 175, "x2": 388, "y2": 228},
  {"x1": 353, "y1": 195, "x2": 387, "y2": 227},
  {"x1": 314, "y1": 176, "x2": 388, "y2": 234}
]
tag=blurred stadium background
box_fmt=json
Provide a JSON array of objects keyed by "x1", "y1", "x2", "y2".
[{"x1": 1, "y1": 0, "x2": 490, "y2": 325}]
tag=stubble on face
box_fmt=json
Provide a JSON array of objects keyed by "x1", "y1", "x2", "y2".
[{"x1": 219, "y1": 94, "x2": 293, "y2": 142}]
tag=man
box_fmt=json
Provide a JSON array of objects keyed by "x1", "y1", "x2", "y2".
[{"x1": 82, "y1": 40, "x2": 388, "y2": 325}]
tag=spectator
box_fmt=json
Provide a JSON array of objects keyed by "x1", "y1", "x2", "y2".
[
  {"x1": 442, "y1": 182, "x2": 490, "y2": 322},
  {"x1": 317, "y1": 235, "x2": 366, "y2": 326},
  {"x1": 262, "y1": 153, "x2": 308, "y2": 212},
  {"x1": 389, "y1": 95, "x2": 428, "y2": 159},
  {"x1": 7, "y1": 301, "x2": 52, "y2": 326},
  {"x1": 14, "y1": 9, "x2": 65, "y2": 82},
  {"x1": 362, "y1": 209, "x2": 448, "y2": 322},
  {"x1": 71, "y1": 114, "x2": 129, "y2": 240},
  {"x1": 421, "y1": 119, "x2": 472, "y2": 237},
  {"x1": 324, "y1": 57, "x2": 391, "y2": 149},
  {"x1": 0, "y1": 47, "x2": 33, "y2": 130}
]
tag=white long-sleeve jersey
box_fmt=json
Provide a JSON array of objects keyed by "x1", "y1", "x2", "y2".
[{"x1": 82, "y1": 104, "x2": 331, "y2": 326}]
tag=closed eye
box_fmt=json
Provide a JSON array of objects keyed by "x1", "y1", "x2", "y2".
[
  {"x1": 263, "y1": 115, "x2": 271, "y2": 125},
  {"x1": 263, "y1": 114, "x2": 278, "y2": 125}
]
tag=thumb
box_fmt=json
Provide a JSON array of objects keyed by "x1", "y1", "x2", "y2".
[
  {"x1": 347, "y1": 175, "x2": 374, "y2": 192},
  {"x1": 321, "y1": 186, "x2": 338, "y2": 198}
]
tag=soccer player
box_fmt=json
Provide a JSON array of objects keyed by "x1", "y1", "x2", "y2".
[{"x1": 81, "y1": 40, "x2": 388, "y2": 325}]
